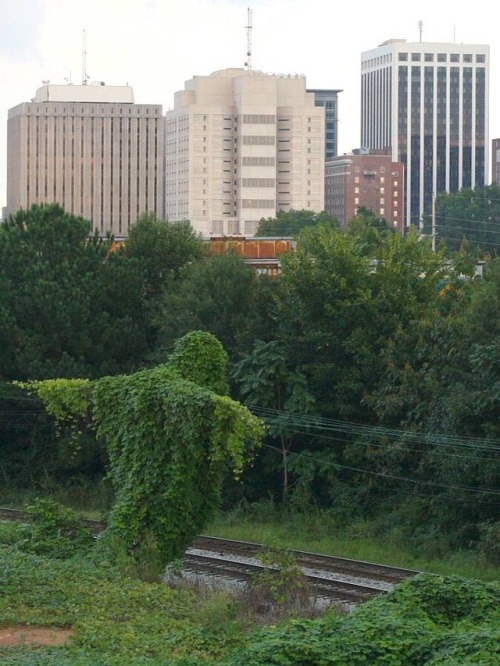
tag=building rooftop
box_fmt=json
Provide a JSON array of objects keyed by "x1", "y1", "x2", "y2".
[{"x1": 33, "y1": 83, "x2": 135, "y2": 104}]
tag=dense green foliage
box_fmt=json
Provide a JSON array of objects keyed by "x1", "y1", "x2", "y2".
[
  {"x1": 95, "y1": 358, "x2": 262, "y2": 563},
  {"x1": 0, "y1": 531, "x2": 498, "y2": 664},
  {"x1": 255, "y1": 209, "x2": 338, "y2": 236},
  {"x1": 0, "y1": 204, "x2": 149, "y2": 380},
  {"x1": 22, "y1": 332, "x2": 263, "y2": 566},
  {"x1": 426, "y1": 183, "x2": 500, "y2": 255},
  {"x1": 124, "y1": 213, "x2": 206, "y2": 301},
  {"x1": 1, "y1": 202, "x2": 499, "y2": 562},
  {"x1": 233, "y1": 340, "x2": 315, "y2": 501},
  {"x1": 13, "y1": 498, "x2": 94, "y2": 559},
  {"x1": 166, "y1": 330, "x2": 230, "y2": 395},
  {"x1": 231, "y1": 219, "x2": 499, "y2": 556},
  {"x1": 226, "y1": 575, "x2": 499, "y2": 665},
  {"x1": 0, "y1": 541, "x2": 245, "y2": 664},
  {"x1": 153, "y1": 253, "x2": 276, "y2": 364}
]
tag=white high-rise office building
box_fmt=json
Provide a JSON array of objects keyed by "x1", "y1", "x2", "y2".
[
  {"x1": 361, "y1": 39, "x2": 489, "y2": 228},
  {"x1": 165, "y1": 68, "x2": 325, "y2": 237},
  {"x1": 7, "y1": 83, "x2": 164, "y2": 238}
]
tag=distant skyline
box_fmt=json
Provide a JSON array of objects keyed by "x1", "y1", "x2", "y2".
[{"x1": 1, "y1": 0, "x2": 498, "y2": 213}]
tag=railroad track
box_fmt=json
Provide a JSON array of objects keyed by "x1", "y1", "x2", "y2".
[
  {"x1": 184, "y1": 536, "x2": 418, "y2": 606},
  {"x1": 1, "y1": 507, "x2": 418, "y2": 606},
  {"x1": 0, "y1": 506, "x2": 106, "y2": 532},
  {"x1": 182, "y1": 552, "x2": 382, "y2": 604},
  {"x1": 192, "y1": 535, "x2": 416, "y2": 585}
]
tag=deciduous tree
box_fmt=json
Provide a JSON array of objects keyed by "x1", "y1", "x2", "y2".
[
  {"x1": 153, "y1": 253, "x2": 276, "y2": 364},
  {"x1": 124, "y1": 213, "x2": 206, "y2": 300},
  {"x1": 255, "y1": 209, "x2": 338, "y2": 237},
  {"x1": 428, "y1": 184, "x2": 500, "y2": 256}
]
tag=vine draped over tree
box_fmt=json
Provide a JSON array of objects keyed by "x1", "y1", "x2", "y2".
[{"x1": 20, "y1": 331, "x2": 263, "y2": 565}]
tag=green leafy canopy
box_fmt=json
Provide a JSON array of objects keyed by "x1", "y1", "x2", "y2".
[{"x1": 18, "y1": 331, "x2": 263, "y2": 565}]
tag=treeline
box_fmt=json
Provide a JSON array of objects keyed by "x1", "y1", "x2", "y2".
[{"x1": 0, "y1": 203, "x2": 498, "y2": 561}]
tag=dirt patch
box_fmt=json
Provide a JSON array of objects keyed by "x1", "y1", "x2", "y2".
[{"x1": 0, "y1": 626, "x2": 73, "y2": 646}]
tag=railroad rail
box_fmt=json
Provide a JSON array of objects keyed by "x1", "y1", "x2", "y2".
[
  {"x1": 182, "y1": 552, "x2": 382, "y2": 604},
  {"x1": 184, "y1": 536, "x2": 419, "y2": 606},
  {"x1": 1, "y1": 507, "x2": 418, "y2": 606},
  {"x1": 0, "y1": 506, "x2": 106, "y2": 533},
  {"x1": 192, "y1": 535, "x2": 417, "y2": 584}
]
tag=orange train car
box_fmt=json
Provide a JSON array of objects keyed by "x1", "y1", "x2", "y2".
[
  {"x1": 209, "y1": 236, "x2": 296, "y2": 276},
  {"x1": 106, "y1": 236, "x2": 296, "y2": 276}
]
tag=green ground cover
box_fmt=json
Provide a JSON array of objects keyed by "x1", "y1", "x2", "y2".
[{"x1": 0, "y1": 513, "x2": 499, "y2": 665}]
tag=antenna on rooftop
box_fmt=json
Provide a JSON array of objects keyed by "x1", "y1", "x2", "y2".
[
  {"x1": 82, "y1": 29, "x2": 89, "y2": 85},
  {"x1": 244, "y1": 7, "x2": 252, "y2": 70},
  {"x1": 418, "y1": 20, "x2": 423, "y2": 42}
]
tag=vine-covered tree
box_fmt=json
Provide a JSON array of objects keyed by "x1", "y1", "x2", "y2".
[{"x1": 21, "y1": 332, "x2": 263, "y2": 565}]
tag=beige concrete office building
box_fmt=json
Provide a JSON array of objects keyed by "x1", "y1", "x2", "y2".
[
  {"x1": 7, "y1": 84, "x2": 164, "y2": 238},
  {"x1": 165, "y1": 68, "x2": 325, "y2": 237}
]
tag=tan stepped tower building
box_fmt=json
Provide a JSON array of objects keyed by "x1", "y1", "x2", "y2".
[
  {"x1": 165, "y1": 68, "x2": 325, "y2": 237},
  {"x1": 7, "y1": 83, "x2": 164, "y2": 238}
]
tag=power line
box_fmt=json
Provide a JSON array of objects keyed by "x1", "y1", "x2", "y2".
[
  {"x1": 263, "y1": 443, "x2": 500, "y2": 500},
  {"x1": 433, "y1": 221, "x2": 500, "y2": 236},
  {"x1": 436, "y1": 234, "x2": 500, "y2": 249},
  {"x1": 433, "y1": 213, "x2": 500, "y2": 226},
  {"x1": 249, "y1": 406, "x2": 500, "y2": 452},
  {"x1": 261, "y1": 423, "x2": 500, "y2": 463}
]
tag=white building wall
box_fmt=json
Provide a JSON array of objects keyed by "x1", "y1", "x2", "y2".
[
  {"x1": 7, "y1": 85, "x2": 164, "y2": 237},
  {"x1": 165, "y1": 68, "x2": 324, "y2": 237}
]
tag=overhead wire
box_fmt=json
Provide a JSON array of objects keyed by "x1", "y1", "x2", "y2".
[
  {"x1": 248, "y1": 406, "x2": 500, "y2": 452},
  {"x1": 262, "y1": 443, "x2": 500, "y2": 502},
  {"x1": 257, "y1": 422, "x2": 500, "y2": 463}
]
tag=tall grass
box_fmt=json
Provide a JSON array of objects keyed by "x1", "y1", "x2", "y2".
[
  {"x1": 0, "y1": 480, "x2": 113, "y2": 520},
  {"x1": 208, "y1": 500, "x2": 500, "y2": 583}
]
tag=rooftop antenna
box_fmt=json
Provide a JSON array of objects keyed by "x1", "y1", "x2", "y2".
[
  {"x1": 244, "y1": 7, "x2": 252, "y2": 70},
  {"x1": 418, "y1": 20, "x2": 423, "y2": 42},
  {"x1": 82, "y1": 28, "x2": 88, "y2": 85}
]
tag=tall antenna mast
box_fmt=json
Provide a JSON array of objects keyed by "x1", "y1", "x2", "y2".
[
  {"x1": 82, "y1": 28, "x2": 88, "y2": 85},
  {"x1": 244, "y1": 7, "x2": 252, "y2": 70},
  {"x1": 418, "y1": 20, "x2": 423, "y2": 42}
]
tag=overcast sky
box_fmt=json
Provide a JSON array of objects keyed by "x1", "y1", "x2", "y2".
[{"x1": 1, "y1": 0, "x2": 498, "y2": 212}]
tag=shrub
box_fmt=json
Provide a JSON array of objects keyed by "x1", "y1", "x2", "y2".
[
  {"x1": 19, "y1": 497, "x2": 94, "y2": 558},
  {"x1": 248, "y1": 547, "x2": 316, "y2": 621}
]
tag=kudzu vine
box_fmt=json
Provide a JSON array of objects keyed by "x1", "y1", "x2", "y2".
[{"x1": 19, "y1": 331, "x2": 263, "y2": 564}]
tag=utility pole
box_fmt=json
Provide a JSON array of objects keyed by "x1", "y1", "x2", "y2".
[{"x1": 432, "y1": 192, "x2": 436, "y2": 252}]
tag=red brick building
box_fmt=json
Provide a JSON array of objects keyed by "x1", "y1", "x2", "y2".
[{"x1": 325, "y1": 150, "x2": 405, "y2": 232}]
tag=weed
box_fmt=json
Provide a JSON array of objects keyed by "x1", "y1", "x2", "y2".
[
  {"x1": 246, "y1": 546, "x2": 317, "y2": 622},
  {"x1": 18, "y1": 497, "x2": 94, "y2": 559}
]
